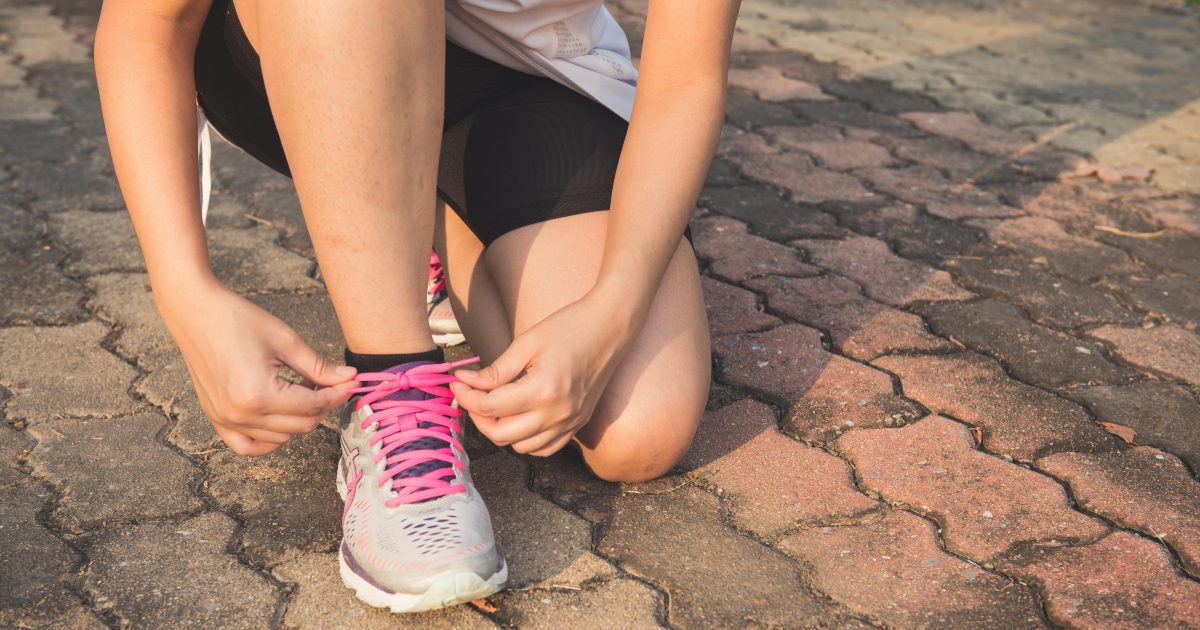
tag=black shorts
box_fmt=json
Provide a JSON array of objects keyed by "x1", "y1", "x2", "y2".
[{"x1": 194, "y1": 0, "x2": 632, "y2": 247}]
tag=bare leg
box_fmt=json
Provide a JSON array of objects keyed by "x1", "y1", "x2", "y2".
[
  {"x1": 442, "y1": 210, "x2": 711, "y2": 482},
  {"x1": 238, "y1": 0, "x2": 444, "y2": 354}
]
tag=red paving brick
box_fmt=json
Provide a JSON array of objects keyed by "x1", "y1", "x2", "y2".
[
  {"x1": 987, "y1": 216, "x2": 1138, "y2": 281},
  {"x1": 898, "y1": 111, "x2": 1028, "y2": 155},
  {"x1": 716, "y1": 125, "x2": 778, "y2": 158},
  {"x1": 874, "y1": 353, "x2": 1121, "y2": 461},
  {"x1": 997, "y1": 531, "x2": 1200, "y2": 629},
  {"x1": 737, "y1": 152, "x2": 872, "y2": 204},
  {"x1": 1038, "y1": 447, "x2": 1200, "y2": 578},
  {"x1": 726, "y1": 66, "x2": 832, "y2": 102},
  {"x1": 713, "y1": 324, "x2": 921, "y2": 443},
  {"x1": 745, "y1": 274, "x2": 954, "y2": 359},
  {"x1": 795, "y1": 236, "x2": 974, "y2": 306},
  {"x1": 781, "y1": 510, "x2": 1048, "y2": 628},
  {"x1": 837, "y1": 416, "x2": 1109, "y2": 562},
  {"x1": 700, "y1": 277, "x2": 781, "y2": 338},
  {"x1": 681, "y1": 399, "x2": 878, "y2": 536},
  {"x1": 783, "y1": 140, "x2": 898, "y2": 171},
  {"x1": 1088, "y1": 324, "x2": 1200, "y2": 388},
  {"x1": 692, "y1": 215, "x2": 818, "y2": 283}
]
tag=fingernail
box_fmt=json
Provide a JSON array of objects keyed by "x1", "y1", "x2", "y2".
[{"x1": 335, "y1": 366, "x2": 357, "y2": 377}]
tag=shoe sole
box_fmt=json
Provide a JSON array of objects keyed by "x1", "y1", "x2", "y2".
[
  {"x1": 432, "y1": 331, "x2": 466, "y2": 347},
  {"x1": 335, "y1": 458, "x2": 506, "y2": 613}
]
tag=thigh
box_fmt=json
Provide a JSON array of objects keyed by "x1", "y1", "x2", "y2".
[{"x1": 484, "y1": 212, "x2": 711, "y2": 482}]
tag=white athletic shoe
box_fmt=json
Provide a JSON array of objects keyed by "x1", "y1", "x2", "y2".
[
  {"x1": 427, "y1": 252, "x2": 466, "y2": 347},
  {"x1": 337, "y1": 358, "x2": 506, "y2": 612}
]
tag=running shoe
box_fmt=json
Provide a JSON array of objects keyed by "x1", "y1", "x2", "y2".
[
  {"x1": 337, "y1": 358, "x2": 506, "y2": 612},
  {"x1": 427, "y1": 252, "x2": 466, "y2": 347}
]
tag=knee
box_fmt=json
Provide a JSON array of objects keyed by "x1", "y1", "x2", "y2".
[{"x1": 578, "y1": 405, "x2": 701, "y2": 484}]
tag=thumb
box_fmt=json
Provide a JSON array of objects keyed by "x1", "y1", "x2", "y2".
[
  {"x1": 456, "y1": 339, "x2": 534, "y2": 391},
  {"x1": 277, "y1": 333, "x2": 357, "y2": 387}
]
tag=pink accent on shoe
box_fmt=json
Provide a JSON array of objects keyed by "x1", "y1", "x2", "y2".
[
  {"x1": 348, "y1": 357, "x2": 480, "y2": 506},
  {"x1": 428, "y1": 251, "x2": 446, "y2": 299},
  {"x1": 343, "y1": 447, "x2": 363, "y2": 526}
]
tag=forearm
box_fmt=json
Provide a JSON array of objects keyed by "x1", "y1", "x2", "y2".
[
  {"x1": 589, "y1": 80, "x2": 725, "y2": 330},
  {"x1": 94, "y1": 1, "x2": 217, "y2": 312}
]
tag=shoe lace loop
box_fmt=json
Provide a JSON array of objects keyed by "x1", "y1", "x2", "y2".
[{"x1": 348, "y1": 357, "x2": 478, "y2": 506}]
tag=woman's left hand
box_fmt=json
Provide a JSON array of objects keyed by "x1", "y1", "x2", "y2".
[{"x1": 450, "y1": 294, "x2": 636, "y2": 457}]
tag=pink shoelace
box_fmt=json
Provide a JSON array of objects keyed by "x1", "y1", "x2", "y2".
[
  {"x1": 428, "y1": 251, "x2": 446, "y2": 300},
  {"x1": 348, "y1": 357, "x2": 478, "y2": 506}
]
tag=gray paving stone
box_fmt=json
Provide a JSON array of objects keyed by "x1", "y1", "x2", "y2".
[
  {"x1": 0, "y1": 483, "x2": 87, "y2": 628},
  {"x1": 947, "y1": 256, "x2": 1139, "y2": 328},
  {"x1": 0, "y1": 321, "x2": 140, "y2": 423},
  {"x1": 208, "y1": 226, "x2": 321, "y2": 293},
  {"x1": 47, "y1": 209, "x2": 145, "y2": 274},
  {"x1": 0, "y1": 120, "x2": 74, "y2": 164},
  {"x1": 26, "y1": 413, "x2": 203, "y2": 533},
  {"x1": 272, "y1": 551, "x2": 497, "y2": 629},
  {"x1": 921, "y1": 299, "x2": 1133, "y2": 388},
  {"x1": 473, "y1": 452, "x2": 593, "y2": 588},
  {"x1": 206, "y1": 428, "x2": 341, "y2": 568},
  {"x1": 1099, "y1": 232, "x2": 1200, "y2": 278},
  {"x1": 85, "y1": 511, "x2": 279, "y2": 629},
  {"x1": 1066, "y1": 381, "x2": 1200, "y2": 473},
  {"x1": 1100, "y1": 273, "x2": 1200, "y2": 326},
  {"x1": 87, "y1": 273, "x2": 174, "y2": 360},
  {"x1": 135, "y1": 356, "x2": 221, "y2": 453},
  {"x1": 0, "y1": 247, "x2": 87, "y2": 326},
  {"x1": 0, "y1": 423, "x2": 34, "y2": 488},
  {"x1": 698, "y1": 185, "x2": 849, "y2": 241},
  {"x1": 11, "y1": 155, "x2": 122, "y2": 213},
  {"x1": 493, "y1": 578, "x2": 664, "y2": 629},
  {"x1": 249, "y1": 291, "x2": 346, "y2": 367},
  {"x1": 24, "y1": 61, "x2": 105, "y2": 136},
  {"x1": 826, "y1": 201, "x2": 984, "y2": 264},
  {"x1": 598, "y1": 486, "x2": 868, "y2": 628}
]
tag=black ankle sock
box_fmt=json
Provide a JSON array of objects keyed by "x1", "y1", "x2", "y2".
[{"x1": 344, "y1": 346, "x2": 444, "y2": 374}]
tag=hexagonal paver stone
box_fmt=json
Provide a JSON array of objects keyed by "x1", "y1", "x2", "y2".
[
  {"x1": 946, "y1": 255, "x2": 1138, "y2": 329},
  {"x1": 698, "y1": 185, "x2": 848, "y2": 241},
  {"x1": 206, "y1": 429, "x2": 341, "y2": 568},
  {"x1": 987, "y1": 217, "x2": 1137, "y2": 282},
  {"x1": 716, "y1": 124, "x2": 778, "y2": 158},
  {"x1": 249, "y1": 291, "x2": 346, "y2": 365},
  {"x1": 1100, "y1": 232, "x2": 1200, "y2": 278},
  {"x1": 0, "y1": 322, "x2": 140, "y2": 423},
  {"x1": 598, "y1": 486, "x2": 868, "y2": 629},
  {"x1": 691, "y1": 215, "x2": 817, "y2": 283},
  {"x1": 1140, "y1": 196, "x2": 1200, "y2": 237},
  {"x1": 825, "y1": 202, "x2": 984, "y2": 264},
  {"x1": 0, "y1": 248, "x2": 88, "y2": 326},
  {"x1": 207, "y1": 226, "x2": 321, "y2": 293},
  {"x1": 87, "y1": 273, "x2": 174, "y2": 361},
  {"x1": 25, "y1": 413, "x2": 203, "y2": 533},
  {"x1": 1067, "y1": 381, "x2": 1200, "y2": 472},
  {"x1": 85, "y1": 511, "x2": 279, "y2": 629},
  {"x1": 472, "y1": 452, "x2": 593, "y2": 588},
  {"x1": 1101, "y1": 274, "x2": 1200, "y2": 327},
  {"x1": 921, "y1": 299, "x2": 1131, "y2": 388},
  {"x1": 853, "y1": 165, "x2": 1004, "y2": 214},
  {"x1": 47, "y1": 210, "x2": 145, "y2": 274},
  {"x1": 746, "y1": 274, "x2": 953, "y2": 360},
  {"x1": 795, "y1": 236, "x2": 973, "y2": 306},
  {"x1": 272, "y1": 551, "x2": 496, "y2": 629},
  {"x1": 714, "y1": 325, "x2": 922, "y2": 444},
  {"x1": 740, "y1": 152, "x2": 871, "y2": 204},
  {"x1": 0, "y1": 483, "x2": 87, "y2": 628},
  {"x1": 0, "y1": 424, "x2": 33, "y2": 488},
  {"x1": 526, "y1": 450, "x2": 620, "y2": 524},
  {"x1": 779, "y1": 138, "x2": 898, "y2": 171},
  {"x1": 873, "y1": 135, "x2": 995, "y2": 180},
  {"x1": 12, "y1": 156, "x2": 123, "y2": 214},
  {"x1": 494, "y1": 578, "x2": 664, "y2": 629},
  {"x1": 996, "y1": 532, "x2": 1200, "y2": 629},
  {"x1": 837, "y1": 416, "x2": 1109, "y2": 563},
  {"x1": 780, "y1": 510, "x2": 1047, "y2": 629},
  {"x1": 898, "y1": 112, "x2": 1027, "y2": 155},
  {"x1": 700, "y1": 277, "x2": 780, "y2": 338},
  {"x1": 727, "y1": 66, "x2": 831, "y2": 102},
  {"x1": 1089, "y1": 324, "x2": 1200, "y2": 387},
  {"x1": 134, "y1": 357, "x2": 221, "y2": 453},
  {"x1": 1038, "y1": 447, "x2": 1200, "y2": 578},
  {"x1": 681, "y1": 399, "x2": 877, "y2": 536},
  {"x1": 874, "y1": 353, "x2": 1120, "y2": 461}
]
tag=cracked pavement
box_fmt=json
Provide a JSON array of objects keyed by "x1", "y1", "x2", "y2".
[{"x1": 2, "y1": 0, "x2": 1199, "y2": 627}]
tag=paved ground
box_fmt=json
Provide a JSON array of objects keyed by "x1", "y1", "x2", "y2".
[{"x1": 2, "y1": 0, "x2": 1199, "y2": 627}]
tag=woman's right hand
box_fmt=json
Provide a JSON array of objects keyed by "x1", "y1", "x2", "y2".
[{"x1": 158, "y1": 279, "x2": 359, "y2": 456}]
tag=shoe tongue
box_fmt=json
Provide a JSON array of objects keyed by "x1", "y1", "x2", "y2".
[{"x1": 375, "y1": 361, "x2": 455, "y2": 498}]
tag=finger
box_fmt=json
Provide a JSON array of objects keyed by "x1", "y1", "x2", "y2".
[
  {"x1": 454, "y1": 337, "x2": 536, "y2": 392},
  {"x1": 234, "y1": 425, "x2": 295, "y2": 445},
  {"x1": 214, "y1": 424, "x2": 284, "y2": 457},
  {"x1": 256, "y1": 413, "x2": 325, "y2": 436},
  {"x1": 276, "y1": 331, "x2": 358, "y2": 387},
  {"x1": 267, "y1": 379, "x2": 356, "y2": 417},
  {"x1": 467, "y1": 410, "x2": 500, "y2": 443},
  {"x1": 482, "y1": 411, "x2": 545, "y2": 447},
  {"x1": 526, "y1": 432, "x2": 574, "y2": 458},
  {"x1": 451, "y1": 378, "x2": 540, "y2": 420}
]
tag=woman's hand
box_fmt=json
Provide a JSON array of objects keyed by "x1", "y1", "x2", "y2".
[
  {"x1": 450, "y1": 294, "x2": 636, "y2": 457},
  {"x1": 159, "y1": 280, "x2": 359, "y2": 456}
]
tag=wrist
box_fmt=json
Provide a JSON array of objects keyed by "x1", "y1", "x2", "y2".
[
  {"x1": 582, "y1": 279, "x2": 653, "y2": 345},
  {"x1": 151, "y1": 266, "x2": 225, "y2": 318}
]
